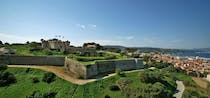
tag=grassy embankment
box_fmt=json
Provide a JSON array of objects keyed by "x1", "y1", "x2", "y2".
[{"x1": 0, "y1": 67, "x2": 177, "y2": 98}]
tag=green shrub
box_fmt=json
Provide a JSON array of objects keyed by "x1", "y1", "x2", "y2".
[
  {"x1": 0, "y1": 72, "x2": 17, "y2": 87},
  {"x1": 42, "y1": 72, "x2": 55, "y2": 83},
  {"x1": 104, "y1": 94, "x2": 111, "y2": 98},
  {"x1": 109, "y1": 85, "x2": 120, "y2": 91},
  {"x1": 0, "y1": 64, "x2": 7, "y2": 71},
  {"x1": 32, "y1": 77, "x2": 39, "y2": 83},
  {"x1": 25, "y1": 68, "x2": 31, "y2": 73}
]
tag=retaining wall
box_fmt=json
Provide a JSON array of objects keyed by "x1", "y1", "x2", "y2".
[
  {"x1": 0, "y1": 55, "x2": 65, "y2": 66},
  {"x1": 86, "y1": 59, "x2": 144, "y2": 78},
  {"x1": 64, "y1": 57, "x2": 86, "y2": 79}
]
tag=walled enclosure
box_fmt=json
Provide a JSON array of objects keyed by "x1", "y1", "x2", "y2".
[
  {"x1": 64, "y1": 58, "x2": 144, "y2": 79},
  {"x1": 0, "y1": 55, "x2": 144, "y2": 79},
  {"x1": 0, "y1": 55, "x2": 65, "y2": 66}
]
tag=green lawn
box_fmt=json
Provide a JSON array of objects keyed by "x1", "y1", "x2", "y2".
[{"x1": 68, "y1": 52, "x2": 130, "y2": 66}]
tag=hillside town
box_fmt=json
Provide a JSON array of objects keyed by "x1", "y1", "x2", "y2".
[{"x1": 143, "y1": 53, "x2": 210, "y2": 78}]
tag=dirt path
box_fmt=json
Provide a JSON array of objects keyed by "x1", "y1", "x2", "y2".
[
  {"x1": 192, "y1": 77, "x2": 208, "y2": 89},
  {"x1": 8, "y1": 65, "x2": 96, "y2": 85},
  {"x1": 173, "y1": 80, "x2": 185, "y2": 98}
]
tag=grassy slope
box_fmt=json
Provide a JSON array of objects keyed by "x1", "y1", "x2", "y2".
[
  {"x1": 0, "y1": 67, "x2": 122, "y2": 98},
  {"x1": 0, "y1": 67, "x2": 177, "y2": 98},
  {"x1": 173, "y1": 73, "x2": 210, "y2": 98}
]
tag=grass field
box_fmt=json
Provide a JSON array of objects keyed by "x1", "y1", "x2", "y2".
[{"x1": 0, "y1": 67, "x2": 177, "y2": 98}]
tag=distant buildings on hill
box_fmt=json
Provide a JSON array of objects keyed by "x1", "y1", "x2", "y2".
[{"x1": 41, "y1": 39, "x2": 70, "y2": 51}]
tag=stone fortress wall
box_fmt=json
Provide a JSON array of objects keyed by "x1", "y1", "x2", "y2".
[
  {"x1": 85, "y1": 58, "x2": 144, "y2": 78},
  {"x1": 64, "y1": 57, "x2": 87, "y2": 78},
  {"x1": 0, "y1": 55, "x2": 65, "y2": 66},
  {"x1": 0, "y1": 55, "x2": 144, "y2": 79}
]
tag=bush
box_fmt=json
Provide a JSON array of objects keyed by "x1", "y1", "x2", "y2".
[
  {"x1": 42, "y1": 72, "x2": 55, "y2": 83},
  {"x1": 109, "y1": 85, "x2": 120, "y2": 91},
  {"x1": 0, "y1": 64, "x2": 7, "y2": 71},
  {"x1": 0, "y1": 72, "x2": 17, "y2": 87},
  {"x1": 26, "y1": 68, "x2": 31, "y2": 73},
  {"x1": 104, "y1": 94, "x2": 111, "y2": 98},
  {"x1": 32, "y1": 77, "x2": 39, "y2": 83}
]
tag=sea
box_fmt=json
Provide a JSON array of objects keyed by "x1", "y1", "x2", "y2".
[{"x1": 172, "y1": 52, "x2": 210, "y2": 59}]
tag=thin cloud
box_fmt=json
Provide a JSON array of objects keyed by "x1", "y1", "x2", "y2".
[
  {"x1": 117, "y1": 36, "x2": 134, "y2": 40},
  {"x1": 76, "y1": 24, "x2": 97, "y2": 31},
  {"x1": 87, "y1": 24, "x2": 97, "y2": 30},
  {"x1": 76, "y1": 24, "x2": 86, "y2": 30}
]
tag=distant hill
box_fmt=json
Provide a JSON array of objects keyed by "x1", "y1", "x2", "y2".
[
  {"x1": 103, "y1": 45, "x2": 190, "y2": 53},
  {"x1": 192, "y1": 47, "x2": 210, "y2": 52},
  {"x1": 103, "y1": 45, "x2": 126, "y2": 50}
]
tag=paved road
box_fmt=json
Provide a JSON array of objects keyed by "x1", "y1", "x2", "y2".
[{"x1": 173, "y1": 80, "x2": 185, "y2": 98}]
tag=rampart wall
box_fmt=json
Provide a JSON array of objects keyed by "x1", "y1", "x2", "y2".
[
  {"x1": 0, "y1": 55, "x2": 144, "y2": 79},
  {"x1": 0, "y1": 55, "x2": 65, "y2": 66},
  {"x1": 85, "y1": 59, "x2": 144, "y2": 78},
  {"x1": 64, "y1": 57, "x2": 86, "y2": 79}
]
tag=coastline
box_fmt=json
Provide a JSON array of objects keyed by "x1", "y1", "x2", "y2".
[{"x1": 171, "y1": 52, "x2": 210, "y2": 60}]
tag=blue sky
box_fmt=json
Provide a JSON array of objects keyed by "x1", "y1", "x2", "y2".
[{"x1": 0, "y1": 0, "x2": 210, "y2": 49}]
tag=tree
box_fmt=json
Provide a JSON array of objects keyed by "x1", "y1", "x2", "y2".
[
  {"x1": 4, "y1": 42, "x2": 10, "y2": 46},
  {"x1": 0, "y1": 72, "x2": 17, "y2": 87},
  {"x1": 29, "y1": 42, "x2": 40, "y2": 48},
  {"x1": 0, "y1": 40, "x2": 3, "y2": 45},
  {"x1": 0, "y1": 64, "x2": 7, "y2": 71}
]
